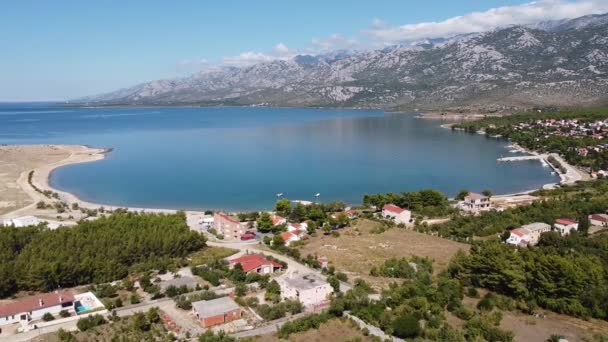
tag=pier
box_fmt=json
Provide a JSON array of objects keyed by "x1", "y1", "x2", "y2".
[{"x1": 497, "y1": 154, "x2": 546, "y2": 162}]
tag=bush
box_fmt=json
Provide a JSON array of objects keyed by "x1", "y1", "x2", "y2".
[
  {"x1": 76, "y1": 314, "x2": 106, "y2": 331},
  {"x1": 467, "y1": 287, "x2": 480, "y2": 298},
  {"x1": 42, "y1": 312, "x2": 55, "y2": 321},
  {"x1": 392, "y1": 314, "x2": 421, "y2": 339},
  {"x1": 130, "y1": 294, "x2": 141, "y2": 305},
  {"x1": 59, "y1": 310, "x2": 71, "y2": 318},
  {"x1": 278, "y1": 313, "x2": 332, "y2": 338}
]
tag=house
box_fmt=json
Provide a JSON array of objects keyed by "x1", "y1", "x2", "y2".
[
  {"x1": 229, "y1": 254, "x2": 283, "y2": 274},
  {"x1": 159, "y1": 276, "x2": 200, "y2": 292},
  {"x1": 381, "y1": 204, "x2": 411, "y2": 224},
  {"x1": 280, "y1": 231, "x2": 302, "y2": 246},
  {"x1": 271, "y1": 215, "x2": 287, "y2": 226},
  {"x1": 317, "y1": 256, "x2": 329, "y2": 268},
  {"x1": 589, "y1": 213, "x2": 608, "y2": 227},
  {"x1": 287, "y1": 222, "x2": 308, "y2": 233},
  {"x1": 279, "y1": 272, "x2": 333, "y2": 309},
  {"x1": 213, "y1": 212, "x2": 249, "y2": 240},
  {"x1": 192, "y1": 297, "x2": 241, "y2": 328},
  {"x1": 0, "y1": 291, "x2": 75, "y2": 327},
  {"x1": 554, "y1": 218, "x2": 579, "y2": 236},
  {"x1": 506, "y1": 222, "x2": 551, "y2": 247},
  {"x1": 460, "y1": 193, "x2": 492, "y2": 213},
  {"x1": 2, "y1": 216, "x2": 40, "y2": 228}
]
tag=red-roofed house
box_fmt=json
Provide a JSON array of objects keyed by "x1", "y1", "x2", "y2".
[
  {"x1": 381, "y1": 204, "x2": 411, "y2": 224},
  {"x1": 280, "y1": 231, "x2": 301, "y2": 246},
  {"x1": 554, "y1": 218, "x2": 579, "y2": 236},
  {"x1": 590, "y1": 213, "x2": 608, "y2": 227},
  {"x1": 287, "y1": 222, "x2": 308, "y2": 233},
  {"x1": 213, "y1": 213, "x2": 249, "y2": 240},
  {"x1": 229, "y1": 254, "x2": 283, "y2": 274},
  {"x1": 0, "y1": 291, "x2": 75, "y2": 327},
  {"x1": 272, "y1": 215, "x2": 287, "y2": 226},
  {"x1": 506, "y1": 222, "x2": 551, "y2": 247}
]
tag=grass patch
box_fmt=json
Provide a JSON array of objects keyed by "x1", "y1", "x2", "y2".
[{"x1": 188, "y1": 247, "x2": 238, "y2": 266}]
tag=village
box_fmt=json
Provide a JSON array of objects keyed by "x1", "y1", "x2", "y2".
[{"x1": 3, "y1": 185, "x2": 608, "y2": 341}]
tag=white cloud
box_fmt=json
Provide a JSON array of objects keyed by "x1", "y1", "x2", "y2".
[
  {"x1": 222, "y1": 51, "x2": 281, "y2": 66},
  {"x1": 177, "y1": 58, "x2": 209, "y2": 67},
  {"x1": 274, "y1": 42, "x2": 293, "y2": 56},
  {"x1": 366, "y1": 0, "x2": 608, "y2": 43},
  {"x1": 311, "y1": 34, "x2": 359, "y2": 50}
]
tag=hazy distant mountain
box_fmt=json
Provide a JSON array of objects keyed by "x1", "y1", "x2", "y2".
[{"x1": 76, "y1": 13, "x2": 608, "y2": 112}]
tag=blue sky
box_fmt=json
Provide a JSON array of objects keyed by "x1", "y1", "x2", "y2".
[{"x1": 1, "y1": 0, "x2": 606, "y2": 101}]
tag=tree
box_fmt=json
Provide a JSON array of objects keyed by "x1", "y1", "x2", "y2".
[
  {"x1": 256, "y1": 212, "x2": 274, "y2": 233},
  {"x1": 481, "y1": 189, "x2": 493, "y2": 197},
  {"x1": 275, "y1": 199, "x2": 292, "y2": 215},
  {"x1": 272, "y1": 234, "x2": 285, "y2": 247},
  {"x1": 456, "y1": 190, "x2": 470, "y2": 201},
  {"x1": 328, "y1": 276, "x2": 340, "y2": 293},
  {"x1": 578, "y1": 214, "x2": 590, "y2": 236},
  {"x1": 235, "y1": 283, "x2": 247, "y2": 297},
  {"x1": 132, "y1": 312, "x2": 151, "y2": 332},
  {"x1": 392, "y1": 314, "x2": 421, "y2": 339},
  {"x1": 146, "y1": 307, "x2": 160, "y2": 324},
  {"x1": 289, "y1": 203, "x2": 306, "y2": 222},
  {"x1": 42, "y1": 312, "x2": 55, "y2": 321}
]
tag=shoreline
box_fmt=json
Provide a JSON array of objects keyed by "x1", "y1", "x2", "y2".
[{"x1": 3, "y1": 139, "x2": 586, "y2": 218}]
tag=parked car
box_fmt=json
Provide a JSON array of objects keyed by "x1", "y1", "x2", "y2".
[{"x1": 240, "y1": 232, "x2": 256, "y2": 240}]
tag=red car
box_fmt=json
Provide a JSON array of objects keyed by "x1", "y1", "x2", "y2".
[{"x1": 240, "y1": 232, "x2": 256, "y2": 240}]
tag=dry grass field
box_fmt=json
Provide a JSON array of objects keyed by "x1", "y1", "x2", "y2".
[
  {"x1": 297, "y1": 218, "x2": 469, "y2": 288},
  {"x1": 253, "y1": 317, "x2": 374, "y2": 342}
]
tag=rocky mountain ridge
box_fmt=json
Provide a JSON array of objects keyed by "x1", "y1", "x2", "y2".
[{"x1": 77, "y1": 13, "x2": 608, "y2": 113}]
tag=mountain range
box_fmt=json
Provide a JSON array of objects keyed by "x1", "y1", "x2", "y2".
[{"x1": 76, "y1": 13, "x2": 608, "y2": 113}]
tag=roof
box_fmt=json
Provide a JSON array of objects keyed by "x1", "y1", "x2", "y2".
[
  {"x1": 229, "y1": 254, "x2": 282, "y2": 273},
  {"x1": 289, "y1": 223, "x2": 301, "y2": 229},
  {"x1": 282, "y1": 273, "x2": 329, "y2": 291},
  {"x1": 0, "y1": 291, "x2": 75, "y2": 318},
  {"x1": 555, "y1": 218, "x2": 578, "y2": 225},
  {"x1": 159, "y1": 276, "x2": 199, "y2": 291},
  {"x1": 520, "y1": 222, "x2": 551, "y2": 232},
  {"x1": 192, "y1": 296, "x2": 239, "y2": 318},
  {"x1": 510, "y1": 228, "x2": 525, "y2": 237},
  {"x1": 466, "y1": 192, "x2": 488, "y2": 200},
  {"x1": 383, "y1": 204, "x2": 404, "y2": 214},
  {"x1": 272, "y1": 215, "x2": 285, "y2": 225},
  {"x1": 281, "y1": 231, "x2": 297, "y2": 241},
  {"x1": 215, "y1": 212, "x2": 239, "y2": 224},
  {"x1": 591, "y1": 214, "x2": 608, "y2": 222}
]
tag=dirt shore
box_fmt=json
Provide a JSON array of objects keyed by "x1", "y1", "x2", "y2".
[{"x1": 416, "y1": 112, "x2": 504, "y2": 121}]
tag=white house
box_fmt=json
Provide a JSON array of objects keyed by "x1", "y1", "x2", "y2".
[
  {"x1": 506, "y1": 222, "x2": 551, "y2": 247},
  {"x1": 590, "y1": 213, "x2": 608, "y2": 227},
  {"x1": 2, "y1": 216, "x2": 40, "y2": 228},
  {"x1": 554, "y1": 218, "x2": 579, "y2": 236},
  {"x1": 287, "y1": 222, "x2": 308, "y2": 233},
  {"x1": 381, "y1": 204, "x2": 411, "y2": 224},
  {"x1": 280, "y1": 231, "x2": 302, "y2": 246},
  {"x1": 271, "y1": 215, "x2": 287, "y2": 226},
  {"x1": 279, "y1": 272, "x2": 333, "y2": 309},
  {"x1": 460, "y1": 193, "x2": 492, "y2": 213},
  {"x1": 0, "y1": 291, "x2": 75, "y2": 327}
]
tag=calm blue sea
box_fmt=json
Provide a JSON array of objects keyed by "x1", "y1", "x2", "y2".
[{"x1": 0, "y1": 103, "x2": 558, "y2": 210}]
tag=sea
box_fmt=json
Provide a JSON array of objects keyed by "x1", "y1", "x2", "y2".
[{"x1": 0, "y1": 102, "x2": 559, "y2": 210}]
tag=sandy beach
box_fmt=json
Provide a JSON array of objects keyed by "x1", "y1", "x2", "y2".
[
  {"x1": 0, "y1": 145, "x2": 178, "y2": 223},
  {"x1": 416, "y1": 112, "x2": 504, "y2": 121}
]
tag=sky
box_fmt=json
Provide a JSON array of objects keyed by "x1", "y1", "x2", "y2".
[{"x1": 1, "y1": 0, "x2": 607, "y2": 101}]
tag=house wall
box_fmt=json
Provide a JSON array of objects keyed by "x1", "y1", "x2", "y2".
[
  {"x1": 0, "y1": 303, "x2": 71, "y2": 327},
  {"x1": 590, "y1": 216, "x2": 608, "y2": 227},
  {"x1": 214, "y1": 214, "x2": 246, "y2": 240},
  {"x1": 555, "y1": 223, "x2": 578, "y2": 236},
  {"x1": 200, "y1": 308, "x2": 241, "y2": 328},
  {"x1": 281, "y1": 283, "x2": 333, "y2": 308}
]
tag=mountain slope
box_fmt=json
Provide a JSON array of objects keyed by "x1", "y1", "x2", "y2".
[{"x1": 77, "y1": 14, "x2": 608, "y2": 112}]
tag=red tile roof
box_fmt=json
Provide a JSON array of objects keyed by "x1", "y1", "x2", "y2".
[
  {"x1": 591, "y1": 214, "x2": 608, "y2": 223},
  {"x1": 281, "y1": 231, "x2": 297, "y2": 241},
  {"x1": 383, "y1": 204, "x2": 404, "y2": 214},
  {"x1": 229, "y1": 254, "x2": 282, "y2": 273},
  {"x1": 216, "y1": 212, "x2": 239, "y2": 224},
  {"x1": 510, "y1": 229, "x2": 525, "y2": 237},
  {"x1": 555, "y1": 218, "x2": 578, "y2": 225},
  {"x1": 272, "y1": 215, "x2": 285, "y2": 225},
  {"x1": 0, "y1": 291, "x2": 74, "y2": 318}
]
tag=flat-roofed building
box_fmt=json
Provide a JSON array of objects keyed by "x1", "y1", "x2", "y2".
[
  {"x1": 279, "y1": 273, "x2": 333, "y2": 309},
  {"x1": 192, "y1": 297, "x2": 241, "y2": 328}
]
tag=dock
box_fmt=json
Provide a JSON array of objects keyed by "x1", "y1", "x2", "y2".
[{"x1": 497, "y1": 154, "x2": 546, "y2": 162}]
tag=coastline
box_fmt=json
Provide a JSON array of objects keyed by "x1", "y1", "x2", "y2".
[{"x1": 3, "y1": 139, "x2": 586, "y2": 218}]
